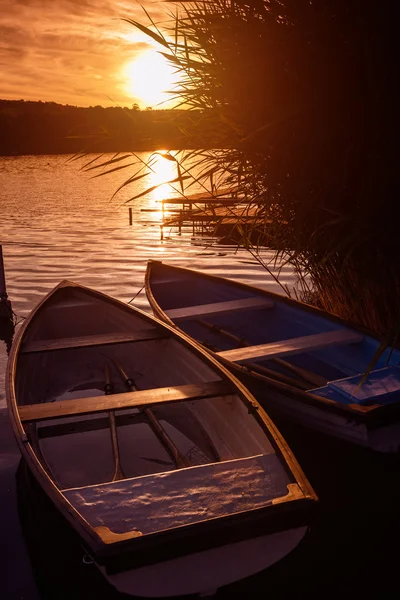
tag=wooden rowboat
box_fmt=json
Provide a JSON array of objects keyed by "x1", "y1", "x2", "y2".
[
  {"x1": 6, "y1": 281, "x2": 316, "y2": 598},
  {"x1": 145, "y1": 261, "x2": 400, "y2": 454}
]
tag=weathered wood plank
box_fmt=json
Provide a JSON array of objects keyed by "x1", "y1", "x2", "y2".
[
  {"x1": 166, "y1": 297, "x2": 274, "y2": 321},
  {"x1": 217, "y1": 330, "x2": 363, "y2": 364},
  {"x1": 63, "y1": 454, "x2": 286, "y2": 536},
  {"x1": 20, "y1": 329, "x2": 167, "y2": 354},
  {"x1": 19, "y1": 380, "x2": 232, "y2": 423}
]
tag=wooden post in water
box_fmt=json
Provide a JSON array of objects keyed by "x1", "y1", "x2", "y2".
[
  {"x1": 129, "y1": 207, "x2": 133, "y2": 226},
  {"x1": 0, "y1": 244, "x2": 14, "y2": 351},
  {"x1": 0, "y1": 245, "x2": 7, "y2": 298}
]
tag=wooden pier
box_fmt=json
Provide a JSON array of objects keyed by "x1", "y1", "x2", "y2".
[
  {"x1": 160, "y1": 203, "x2": 261, "y2": 240},
  {"x1": 136, "y1": 189, "x2": 281, "y2": 245},
  {"x1": 142, "y1": 189, "x2": 254, "y2": 240}
]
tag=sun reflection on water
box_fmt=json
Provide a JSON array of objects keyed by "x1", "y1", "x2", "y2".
[{"x1": 146, "y1": 151, "x2": 182, "y2": 218}]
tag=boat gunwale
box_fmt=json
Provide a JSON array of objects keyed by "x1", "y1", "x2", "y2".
[
  {"x1": 145, "y1": 261, "x2": 400, "y2": 425},
  {"x1": 6, "y1": 279, "x2": 317, "y2": 563}
]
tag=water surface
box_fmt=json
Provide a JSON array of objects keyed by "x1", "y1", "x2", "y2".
[
  {"x1": 1, "y1": 154, "x2": 398, "y2": 600},
  {"x1": 0, "y1": 153, "x2": 295, "y2": 407}
]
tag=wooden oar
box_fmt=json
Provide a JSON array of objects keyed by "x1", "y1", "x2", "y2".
[
  {"x1": 198, "y1": 319, "x2": 326, "y2": 388},
  {"x1": 112, "y1": 359, "x2": 191, "y2": 469},
  {"x1": 201, "y1": 339, "x2": 310, "y2": 391},
  {"x1": 104, "y1": 364, "x2": 125, "y2": 481}
]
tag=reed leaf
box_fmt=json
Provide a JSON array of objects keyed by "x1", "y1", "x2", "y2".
[
  {"x1": 122, "y1": 18, "x2": 170, "y2": 48},
  {"x1": 95, "y1": 1, "x2": 399, "y2": 346}
]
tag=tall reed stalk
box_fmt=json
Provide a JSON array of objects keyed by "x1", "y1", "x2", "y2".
[{"x1": 91, "y1": 1, "x2": 399, "y2": 337}]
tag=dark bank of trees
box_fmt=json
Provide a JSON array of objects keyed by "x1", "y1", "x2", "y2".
[{"x1": 0, "y1": 100, "x2": 219, "y2": 155}]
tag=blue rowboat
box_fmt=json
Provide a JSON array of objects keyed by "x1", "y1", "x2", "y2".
[{"x1": 145, "y1": 261, "x2": 400, "y2": 454}]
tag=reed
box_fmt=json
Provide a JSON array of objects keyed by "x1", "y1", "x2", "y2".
[{"x1": 94, "y1": 1, "x2": 399, "y2": 337}]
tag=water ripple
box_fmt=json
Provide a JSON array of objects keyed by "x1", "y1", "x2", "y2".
[{"x1": 0, "y1": 153, "x2": 296, "y2": 407}]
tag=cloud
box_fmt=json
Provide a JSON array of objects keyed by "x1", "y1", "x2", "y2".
[{"x1": 0, "y1": 0, "x2": 174, "y2": 107}]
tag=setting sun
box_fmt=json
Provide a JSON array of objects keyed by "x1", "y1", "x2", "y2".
[{"x1": 122, "y1": 51, "x2": 177, "y2": 108}]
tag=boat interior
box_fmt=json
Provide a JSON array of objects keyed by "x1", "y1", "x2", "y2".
[
  {"x1": 148, "y1": 265, "x2": 400, "y2": 407},
  {"x1": 14, "y1": 285, "x2": 292, "y2": 538}
]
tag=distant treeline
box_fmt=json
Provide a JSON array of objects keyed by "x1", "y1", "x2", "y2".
[{"x1": 0, "y1": 100, "x2": 219, "y2": 155}]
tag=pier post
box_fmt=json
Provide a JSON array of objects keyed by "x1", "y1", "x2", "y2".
[
  {"x1": 129, "y1": 207, "x2": 133, "y2": 226},
  {"x1": 0, "y1": 245, "x2": 15, "y2": 349},
  {"x1": 0, "y1": 245, "x2": 6, "y2": 298}
]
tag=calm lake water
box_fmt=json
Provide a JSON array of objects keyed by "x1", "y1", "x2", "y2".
[
  {"x1": 0, "y1": 153, "x2": 296, "y2": 408},
  {"x1": 1, "y1": 154, "x2": 398, "y2": 599}
]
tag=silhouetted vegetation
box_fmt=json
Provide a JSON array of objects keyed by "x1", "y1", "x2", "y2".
[
  {"x1": 0, "y1": 100, "x2": 222, "y2": 155},
  {"x1": 123, "y1": 0, "x2": 399, "y2": 337}
]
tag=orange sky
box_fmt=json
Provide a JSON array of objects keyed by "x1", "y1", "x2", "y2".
[{"x1": 0, "y1": 0, "x2": 178, "y2": 108}]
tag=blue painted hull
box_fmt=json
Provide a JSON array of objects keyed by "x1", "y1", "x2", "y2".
[{"x1": 146, "y1": 261, "x2": 400, "y2": 453}]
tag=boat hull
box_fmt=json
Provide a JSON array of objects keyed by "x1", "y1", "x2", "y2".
[
  {"x1": 100, "y1": 527, "x2": 307, "y2": 597},
  {"x1": 241, "y1": 375, "x2": 400, "y2": 454},
  {"x1": 145, "y1": 261, "x2": 400, "y2": 454},
  {"x1": 6, "y1": 280, "x2": 317, "y2": 597}
]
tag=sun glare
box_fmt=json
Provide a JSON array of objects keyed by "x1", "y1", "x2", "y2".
[
  {"x1": 148, "y1": 152, "x2": 179, "y2": 206},
  {"x1": 123, "y1": 52, "x2": 177, "y2": 108}
]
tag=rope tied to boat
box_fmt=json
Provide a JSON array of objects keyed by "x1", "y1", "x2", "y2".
[
  {"x1": 127, "y1": 285, "x2": 145, "y2": 304},
  {"x1": 82, "y1": 554, "x2": 94, "y2": 565}
]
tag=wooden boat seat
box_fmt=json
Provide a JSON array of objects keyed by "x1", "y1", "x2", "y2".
[
  {"x1": 20, "y1": 329, "x2": 167, "y2": 354},
  {"x1": 63, "y1": 453, "x2": 288, "y2": 537},
  {"x1": 19, "y1": 380, "x2": 233, "y2": 423},
  {"x1": 217, "y1": 329, "x2": 363, "y2": 364},
  {"x1": 326, "y1": 366, "x2": 400, "y2": 406},
  {"x1": 165, "y1": 297, "x2": 274, "y2": 321}
]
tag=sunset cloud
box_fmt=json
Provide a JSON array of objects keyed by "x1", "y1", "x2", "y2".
[{"x1": 0, "y1": 0, "x2": 174, "y2": 107}]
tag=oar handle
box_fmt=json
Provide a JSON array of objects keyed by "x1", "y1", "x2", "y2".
[
  {"x1": 112, "y1": 359, "x2": 138, "y2": 390},
  {"x1": 104, "y1": 363, "x2": 114, "y2": 395},
  {"x1": 112, "y1": 358, "x2": 190, "y2": 469},
  {"x1": 125, "y1": 378, "x2": 136, "y2": 390}
]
